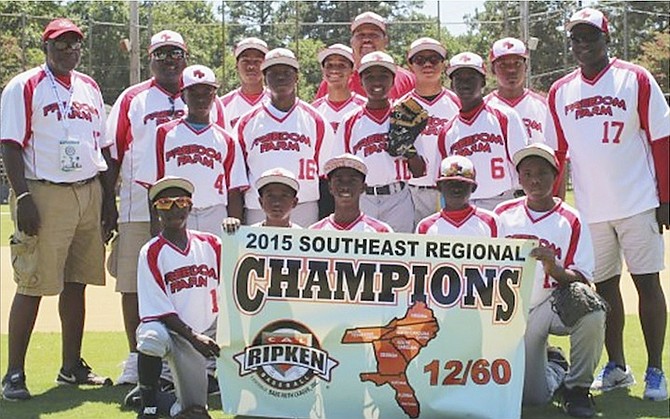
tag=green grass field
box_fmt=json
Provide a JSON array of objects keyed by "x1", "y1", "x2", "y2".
[{"x1": 1, "y1": 318, "x2": 668, "y2": 419}]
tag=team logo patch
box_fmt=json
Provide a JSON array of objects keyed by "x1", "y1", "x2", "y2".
[{"x1": 233, "y1": 320, "x2": 339, "y2": 395}]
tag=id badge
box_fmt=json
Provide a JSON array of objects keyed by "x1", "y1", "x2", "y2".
[{"x1": 59, "y1": 138, "x2": 83, "y2": 172}]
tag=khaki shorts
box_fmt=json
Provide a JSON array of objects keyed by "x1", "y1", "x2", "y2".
[
  {"x1": 589, "y1": 208, "x2": 665, "y2": 282},
  {"x1": 10, "y1": 179, "x2": 105, "y2": 296},
  {"x1": 108, "y1": 221, "x2": 151, "y2": 293}
]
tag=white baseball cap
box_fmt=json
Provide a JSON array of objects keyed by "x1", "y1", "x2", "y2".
[
  {"x1": 255, "y1": 167, "x2": 300, "y2": 193},
  {"x1": 566, "y1": 8, "x2": 609, "y2": 34},
  {"x1": 318, "y1": 44, "x2": 354, "y2": 66},
  {"x1": 260, "y1": 48, "x2": 300, "y2": 72},
  {"x1": 358, "y1": 51, "x2": 396, "y2": 75},
  {"x1": 351, "y1": 11, "x2": 386, "y2": 33},
  {"x1": 437, "y1": 155, "x2": 477, "y2": 186},
  {"x1": 446, "y1": 52, "x2": 486, "y2": 77},
  {"x1": 234, "y1": 37, "x2": 269, "y2": 59},
  {"x1": 149, "y1": 176, "x2": 194, "y2": 201},
  {"x1": 324, "y1": 154, "x2": 368, "y2": 177},
  {"x1": 490, "y1": 37, "x2": 528, "y2": 62},
  {"x1": 148, "y1": 30, "x2": 187, "y2": 54},
  {"x1": 513, "y1": 143, "x2": 559, "y2": 172},
  {"x1": 407, "y1": 37, "x2": 447, "y2": 61},
  {"x1": 181, "y1": 65, "x2": 219, "y2": 90}
]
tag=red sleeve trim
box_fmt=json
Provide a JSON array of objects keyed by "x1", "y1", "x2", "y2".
[{"x1": 652, "y1": 138, "x2": 670, "y2": 202}]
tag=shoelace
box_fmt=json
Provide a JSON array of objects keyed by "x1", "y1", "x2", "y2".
[{"x1": 597, "y1": 362, "x2": 617, "y2": 379}]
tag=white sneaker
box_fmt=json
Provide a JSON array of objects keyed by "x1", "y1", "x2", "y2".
[
  {"x1": 591, "y1": 361, "x2": 635, "y2": 391},
  {"x1": 117, "y1": 352, "x2": 139, "y2": 385},
  {"x1": 644, "y1": 367, "x2": 668, "y2": 401}
]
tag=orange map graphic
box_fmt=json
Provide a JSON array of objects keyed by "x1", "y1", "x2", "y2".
[{"x1": 341, "y1": 301, "x2": 439, "y2": 418}]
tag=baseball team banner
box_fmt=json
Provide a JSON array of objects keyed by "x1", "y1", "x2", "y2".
[{"x1": 217, "y1": 227, "x2": 537, "y2": 419}]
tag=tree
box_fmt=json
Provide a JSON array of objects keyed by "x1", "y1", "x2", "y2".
[{"x1": 636, "y1": 29, "x2": 670, "y2": 93}]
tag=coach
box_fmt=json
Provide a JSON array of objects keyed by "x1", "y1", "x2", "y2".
[
  {"x1": 547, "y1": 8, "x2": 669, "y2": 401},
  {"x1": 315, "y1": 11, "x2": 415, "y2": 100},
  {"x1": 1, "y1": 18, "x2": 116, "y2": 400}
]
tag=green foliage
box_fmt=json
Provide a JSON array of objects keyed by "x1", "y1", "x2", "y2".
[{"x1": 635, "y1": 29, "x2": 670, "y2": 92}]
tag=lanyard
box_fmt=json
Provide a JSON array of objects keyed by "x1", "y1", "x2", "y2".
[{"x1": 43, "y1": 64, "x2": 75, "y2": 132}]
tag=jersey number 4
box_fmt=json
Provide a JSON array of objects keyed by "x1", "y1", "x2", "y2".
[{"x1": 601, "y1": 121, "x2": 624, "y2": 144}]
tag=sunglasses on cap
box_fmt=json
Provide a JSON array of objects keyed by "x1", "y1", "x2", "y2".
[
  {"x1": 151, "y1": 49, "x2": 186, "y2": 61},
  {"x1": 49, "y1": 39, "x2": 82, "y2": 51},
  {"x1": 411, "y1": 55, "x2": 444, "y2": 66},
  {"x1": 569, "y1": 31, "x2": 603, "y2": 44},
  {"x1": 153, "y1": 196, "x2": 192, "y2": 210}
]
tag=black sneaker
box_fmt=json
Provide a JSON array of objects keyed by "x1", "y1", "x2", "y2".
[
  {"x1": 2, "y1": 371, "x2": 31, "y2": 401},
  {"x1": 56, "y1": 358, "x2": 113, "y2": 386},
  {"x1": 159, "y1": 377, "x2": 175, "y2": 393},
  {"x1": 560, "y1": 385, "x2": 596, "y2": 418},
  {"x1": 136, "y1": 405, "x2": 159, "y2": 419},
  {"x1": 124, "y1": 384, "x2": 141, "y2": 407},
  {"x1": 207, "y1": 374, "x2": 220, "y2": 396}
]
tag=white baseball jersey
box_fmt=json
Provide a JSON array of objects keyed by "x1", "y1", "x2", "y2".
[
  {"x1": 396, "y1": 89, "x2": 460, "y2": 187},
  {"x1": 309, "y1": 213, "x2": 393, "y2": 232},
  {"x1": 220, "y1": 88, "x2": 269, "y2": 129},
  {"x1": 107, "y1": 79, "x2": 227, "y2": 222},
  {"x1": 485, "y1": 89, "x2": 549, "y2": 144},
  {"x1": 137, "y1": 231, "x2": 221, "y2": 333},
  {"x1": 437, "y1": 102, "x2": 529, "y2": 199},
  {"x1": 0, "y1": 65, "x2": 109, "y2": 182},
  {"x1": 135, "y1": 118, "x2": 248, "y2": 208},
  {"x1": 495, "y1": 197, "x2": 594, "y2": 308},
  {"x1": 416, "y1": 206, "x2": 499, "y2": 237},
  {"x1": 311, "y1": 94, "x2": 366, "y2": 133},
  {"x1": 237, "y1": 100, "x2": 334, "y2": 210},
  {"x1": 546, "y1": 58, "x2": 670, "y2": 223},
  {"x1": 336, "y1": 106, "x2": 410, "y2": 187}
]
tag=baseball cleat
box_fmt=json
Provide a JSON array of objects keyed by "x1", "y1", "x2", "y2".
[
  {"x1": 2, "y1": 371, "x2": 31, "y2": 401},
  {"x1": 56, "y1": 358, "x2": 113, "y2": 386},
  {"x1": 643, "y1": 367, "x2": 668, "y2": 401},
  {"x1": 558, "y1": 385, "x2": 596, "y2": 418}
]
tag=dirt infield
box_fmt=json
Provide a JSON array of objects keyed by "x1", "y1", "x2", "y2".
[{"x1": 1, "y1": 235, "x2": 669, "y2": 334}]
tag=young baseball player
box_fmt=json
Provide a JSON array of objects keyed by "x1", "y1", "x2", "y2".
[
  {"x1": 495, "y1": 143, "x2": 605, "y2": 418},
  {"x1": 485, "y1": 37, "x2": 549, "y2": 145},
  {"x1": 1, "y1": 18, "x2": 115, "y2": 400},
  {"x1": 315, "y1": 11, "x2": 415, "y2": 100},
  {"x1": 437, "y1": 52, "x2": 529, "y2": 211},
  {"x1": 135, "y1": 64, "x2": 247, "y2": 236},
  {"x1": 312, "y1": 43, "x2": 366, "y2": 219},
  {"x1": 223, "y1": 167, "x2": 301, "y2": 233},
  {"x1": 416, "y1": 155, "x2": 498, "y2": 238},
  {"x1": 401, "y1": 37, "x2": 461, "y2": 227},
  {"x1": 546, "y1": 8, "x2": 669, "y2": 401},
  {"x1": 236, "y1": 48, "x2": 334, "y2": 227},
  {"x1": 220, "y1": 37, "x2": 270, "y2": 129},
  {"x1": 310, "y1": 154, "x2": 392, "y2": 232},
  {"x1": 135, "y1": 176, "x2": 221, "y2": 419},
  {"x1": 334, "y1": 52, "x2": 422, "y2": 233}
]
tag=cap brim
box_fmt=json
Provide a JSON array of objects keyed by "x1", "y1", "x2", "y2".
[
  {"x1": 436, "y1": 176, "x2": 477, "y2": 185},
  {"x1": 358, "y1": 61, "x2": 396, "y2": 75},
  {"x1": 408, "y1": 44, "x2": 447, "y2": 60},
  {"x1": 318, "y1": 50, "x2": 354, "y2": 66},
  {"x1": 513, "y1": 149, "x2": 559, "y2": 171},
  {"x1": 261, "y1": 57, "x2": 299, "y2": 72},
  {"x1": 45, "y1": 28, "x2": 83, "y2": 41},
  {"x1": 565, "y1": 20, "x2": 605, "y2": 33},
  {"x1": 182, "y1": 81, "x2": 220, "y2": 90},
  {"x1": 235, "y1": 44, "x2": 269, "y2": 58},
  {"x1": 149, "y1": 178, "x2": 194, "y2": 201},
  {"x1": 447, "y1": 64, "x2": 486, "y2": 77},
  {"x1": 149, "y1": 41, "x2": 187, "y2": 54},
  {"x1": 256, "y1": 176, "x2": 299, "y2": 193}
]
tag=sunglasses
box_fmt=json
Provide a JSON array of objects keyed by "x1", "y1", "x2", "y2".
[
  {"x1": 153, "y1": 196, "x2": 192, "y2": 210},
  {"x1": 152, "y1": 49, "x2": 186, "y2": 61},
  {"x1": 50, "y1": 40, "x2": 82, "y2": 51},
  {"x1": 411, "y1": 55, "x2": 444, "y2": 66},
  {"x1": 569, "y1": 32, "x2": 603, "y2": 44}
]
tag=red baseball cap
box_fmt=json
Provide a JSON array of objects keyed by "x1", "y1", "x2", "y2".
[{"x1": 42, "y1": 18, "x2": 83, "y2": 42}]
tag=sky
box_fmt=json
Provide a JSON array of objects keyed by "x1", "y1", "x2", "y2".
[{"x1": 421, "y1": 0, "x2": 486, "y2": 36}]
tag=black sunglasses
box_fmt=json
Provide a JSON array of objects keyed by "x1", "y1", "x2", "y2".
[
  {"x1": 411, "y1": 55, "x2": 444, "y2": 66},
  {"x1": 50, "y1": 39, "x2": 82, "y2": 51},
  {"x1": 569, "y1": 32, "x2": 603, "y2": 44}
]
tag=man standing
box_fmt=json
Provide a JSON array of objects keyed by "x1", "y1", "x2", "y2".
[
  {"x1": 106, "y1": 30, "x2": 189, "y2": 385},
  {"x1": 400, "y1": 37, "x2": 460, "y2": 226},
  {"x1": 220, "y1": 37, "x2": 270, "y2": 129},
  {"x1": 437, "y1": 52, "x2": 529, "y2": 211},
  {"x1": 236, "y1": 48, "x2": 334, "y2": 227},
  {"x1": 314, "y1": 11, "x2": 415, "y2": 100},
  {"x1": 1, "y1": 18, "x2": 115, "y2": 400},
  {"x1": 547, "y1": 8, "x2": 669, "y2": 401},
  {"x1": 485, "y1": 37, "x2": 549, "y2": 144}
]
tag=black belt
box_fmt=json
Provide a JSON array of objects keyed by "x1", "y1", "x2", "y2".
[
  {"x1": 36, "y1": 176, "x2": 97, "y2": 187},
  {"x1": 409, "y1": 185, "x2": 437, "y2": 190},
  {"x1": 365, "y1": 182, "x2": 405, "y2": 196}
]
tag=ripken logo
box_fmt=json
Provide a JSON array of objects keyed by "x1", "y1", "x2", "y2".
[{"x1": 234, "y1": 320, "x2": 339, "y2": 393}]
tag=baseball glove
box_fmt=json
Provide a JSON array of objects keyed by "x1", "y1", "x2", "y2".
[
  {"x1": 551, "y1": 282, "x2": 609, "y2": 327},
  {"x1": 387, "y1": 97, "x2": 429, "y2": 158},
  {"x1": 171, "y1": 405, "x2": 212, "y2": 419}
]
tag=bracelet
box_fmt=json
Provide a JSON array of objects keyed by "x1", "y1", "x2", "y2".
[{"x1": 15, "y1": 191, "x2": 31, "y2": 203}]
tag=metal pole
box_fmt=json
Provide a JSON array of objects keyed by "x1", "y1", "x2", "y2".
[
  {"x1": 623, "y1": 2, "x2": 629, "y2": 61},
  {"x1": 20, "y1": 13, "x2": 26, "y2": 70},
  {"x1": 437, "y1": 0, "x2": 441, "y2": 39},
  {"x1": 520, "y1": 1, "x2": 530, "y2": 88},
  {"x1": 88, "y1": 16, "x2": 93, "y2": 75},
  {"x1": 130, "y1": 0, "x2": 140, "y2": 85}
]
